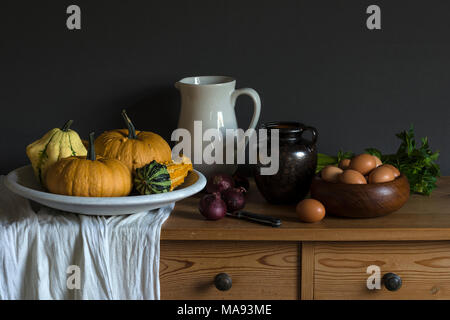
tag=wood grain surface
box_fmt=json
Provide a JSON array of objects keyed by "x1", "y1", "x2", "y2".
[
  {"x1": 301, "y1": 242, "x2": 314, "y2": 300},
  {"x1": 160, "y1": 241, "x2": 299, "y2": 300},
  {"x1": 161, "y1": 177, "x2": 450, "y2": 241},
  {"x1": 311, "y1": 241, "x2": 450, "y2": 300}
]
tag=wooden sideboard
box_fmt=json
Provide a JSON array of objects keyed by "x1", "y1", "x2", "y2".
[{"x1": 160, "y1": 177, "x2": 450, "y2": 300}]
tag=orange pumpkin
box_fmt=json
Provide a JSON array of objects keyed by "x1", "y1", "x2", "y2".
[
  {"x1": 46, "y1": 132, "x2": 132, "y2": 197},
  {"x1": 94, "y1": 110, "x2": 172, "y2": 172}
]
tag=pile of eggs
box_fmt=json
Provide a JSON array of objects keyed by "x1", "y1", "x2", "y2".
[
  {"x1": 321, "y1": 154, "x2": 400, "y2": 184},
  {"x1": 296, "y1": 154, "x2": 401, "y2": 224}
]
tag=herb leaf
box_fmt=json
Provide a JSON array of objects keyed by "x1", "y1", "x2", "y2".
[
  {"x1": 382, "y1": 125, "x2": 440, "y2": 195},
  {"x1": 317, "y1": 125, "x2": 441, "y2": 195}
]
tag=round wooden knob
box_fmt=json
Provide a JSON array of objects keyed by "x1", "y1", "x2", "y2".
[
  {"x1": 383, "y1": 272, "x2": 402, "y2": 291},
  {"x1": 214, "y1": 273, "x2": 232, "y2": 291}
]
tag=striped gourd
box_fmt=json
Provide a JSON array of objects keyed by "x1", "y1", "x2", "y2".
[
  {"x1": 164, "y1": 156, "x2": 193, "y2": 191},
  {"x1": 134, "y1": 160, "x2": 171, "y2": 195}
]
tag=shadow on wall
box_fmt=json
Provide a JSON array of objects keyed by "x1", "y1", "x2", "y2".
[{"x1": 126, "y1": 85, "x2": 180, "y2": 148}]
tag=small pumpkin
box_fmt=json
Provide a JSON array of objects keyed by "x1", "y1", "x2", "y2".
[
  {"x1": 94, "y1": 110, "x2": 172, "y2": 172},
  {"x1": 134, "y1": 160, "x2": 172, "y2": 195},
  {"x1": 164, "y1": 156, "x2": 193, "y2": 191},
  {"x1": 45, "y1": 132, "x2": 132, "y2": 197},
  {"x1": 26, "y1": 120, "x2": 87, "y2": 186}
]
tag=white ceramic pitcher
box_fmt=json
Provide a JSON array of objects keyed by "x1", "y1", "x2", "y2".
[{"x1": 175, "y1": 76, "x2": 261, "y2": 178}]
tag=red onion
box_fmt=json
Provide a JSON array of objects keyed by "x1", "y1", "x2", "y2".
[
  {"x1": 232, "y1": 173, "x2": 250, "y2": 193},
  {"x1": 222, "y1": 187, "x2": 246, "y2": 212},
  {"x1": 206, "y1": 173, "x2": 234, "y2": 194},
  {"x1": 199, "y1": 192, "x2": 227, "y2": 220}
]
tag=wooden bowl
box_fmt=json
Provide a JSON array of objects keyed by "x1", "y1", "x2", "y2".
[{"x1": 310, "y1": 174, "x2": 410, "y2": 218}]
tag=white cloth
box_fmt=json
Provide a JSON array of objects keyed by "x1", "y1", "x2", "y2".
[{"x1": 0, "y1": 176, "x2": 172, "y2": 300}]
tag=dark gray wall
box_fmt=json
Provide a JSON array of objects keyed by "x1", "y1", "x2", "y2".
[{"x1": 1, "y1": 0, "x2": 449, "y2": 175}]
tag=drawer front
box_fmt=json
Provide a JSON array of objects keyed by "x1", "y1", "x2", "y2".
[
  {"x1": 160, "y1": 241, "x2": 299, "y2": 300},
  {"x1": 307, "y1": 241, "x2": 450, "y2": 300}
]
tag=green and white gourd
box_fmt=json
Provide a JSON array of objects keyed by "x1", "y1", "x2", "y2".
[{"x1": 134, "y1": 160, "x2": 172, "y2": 194}]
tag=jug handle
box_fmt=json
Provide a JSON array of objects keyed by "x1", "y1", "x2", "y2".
[
  {"x1": 299, "y1": 125, "x2": 318, "y2": 146},
  {"x1": 230, "y1": 88, "x2": 261, "y2": 136}
]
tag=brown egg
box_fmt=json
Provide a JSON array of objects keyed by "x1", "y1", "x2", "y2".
[
  {"x1": 339, "y1": 169, "x2": 367, "y2": 184},
  {"x1": 296, "y1": 199, "x2": 326, "y2": 223},
  {"x1": 369, "y1": 166, "x2": 395, "y2": 184},
  {"x1": 349, "y1": 154, "x2": 377, "y2": 175},
  {"x1": 321, "y1": 165, "x2": 343, "y2": 183},
  {"x1": 381, "y1": 164, "x2": 400, "y2": 178},
  {"x1": 373, "y1": 155, "x2": 383, "y2": 167},
  {"x1": 339, "y1": 158, "x2": 351, "y2": 170}
]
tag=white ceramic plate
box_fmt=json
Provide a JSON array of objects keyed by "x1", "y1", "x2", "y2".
[{"x1": 5, "y1": 165, "x2": 206, "y2": 216}]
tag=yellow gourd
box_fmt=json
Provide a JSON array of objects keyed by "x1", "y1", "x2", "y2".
[{"x1": 26, "y1": 120, "x2": 87, "y2": 186}]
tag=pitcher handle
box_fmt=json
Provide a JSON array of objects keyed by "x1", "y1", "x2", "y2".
[
  {"x1": 299, "y1": 125, "x2": 318, "y2": 146},
  {"x1": 231, "y1": 88, "x2": 261, "y2": 134}
]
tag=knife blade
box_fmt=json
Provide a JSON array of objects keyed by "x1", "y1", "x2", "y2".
[{"x1": 226, "y1": 211, "x2": 282, "y2": 228}]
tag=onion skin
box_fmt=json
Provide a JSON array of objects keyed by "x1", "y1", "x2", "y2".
[
  {"x1": 206, "y1": 174, "x2": 234, "y2": 194},
  {"x1": 222, "y1": 187, "x2": 246, "y2": 212},
  {"x1": 199, "y1": 192, "x2": 227, "y2": 220}
]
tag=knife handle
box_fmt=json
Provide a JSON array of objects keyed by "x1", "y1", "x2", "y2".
[{"x1": 235, "y1": 211, "x2": 282, "y2": 228}]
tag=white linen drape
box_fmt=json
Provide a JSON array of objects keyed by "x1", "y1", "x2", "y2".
[{"x1": 0, "y1": 176, "x2": 171, "y2": 300}]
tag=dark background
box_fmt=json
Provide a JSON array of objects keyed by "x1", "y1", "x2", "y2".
[{"x1": 1, "y1": 0, "x2": 449, "y2": 175}]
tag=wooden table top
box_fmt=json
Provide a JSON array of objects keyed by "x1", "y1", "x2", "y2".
[{"x1": 161, "y1": 177, "x2": 450, "y2": 241}]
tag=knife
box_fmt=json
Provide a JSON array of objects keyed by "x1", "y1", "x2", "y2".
[{"x1": 226, "y1": 211, "x2": 282, "y2": 228}]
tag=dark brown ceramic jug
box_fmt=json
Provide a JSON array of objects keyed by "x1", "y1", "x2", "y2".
[{"x1": 253, "y1": 121, "x2": 318, "y2": 204}]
